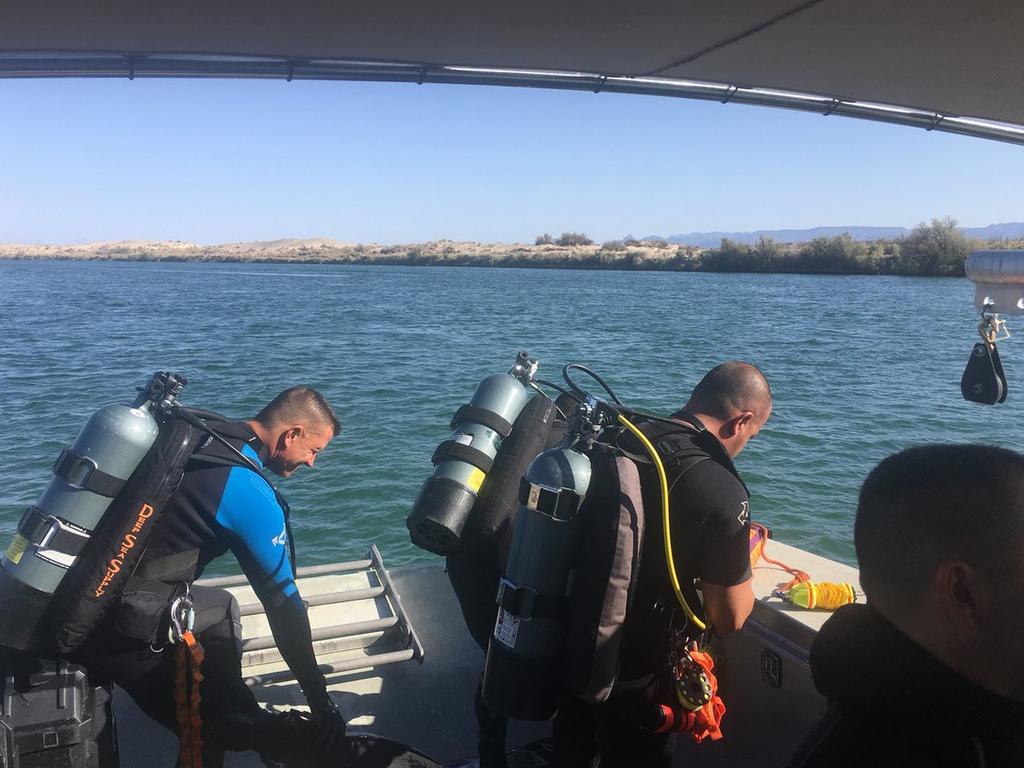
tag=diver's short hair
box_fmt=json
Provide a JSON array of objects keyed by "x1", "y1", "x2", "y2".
[
  {"x1": 255, "y1": 386, "x2": 341, "y2": 436},
  {"x1": 855, "y1": 444, "x2": 1024, "y2": 610},
  {"x1": 686, "y1": 361, "x2": 771, "y2": 420}
]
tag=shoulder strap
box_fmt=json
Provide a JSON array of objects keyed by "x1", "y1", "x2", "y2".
[
  {"x1": 666, "y1": 454, "x2": 712, "y2": 495},
  {"x1": 134, "y1": 549, "x2": 201, "y2": 581}
]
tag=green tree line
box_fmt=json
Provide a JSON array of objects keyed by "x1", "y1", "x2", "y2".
[{"x1": 698, "y1": 217, "x2": 1015, "y2": 277}]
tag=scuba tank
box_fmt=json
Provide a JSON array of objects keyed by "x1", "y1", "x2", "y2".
[
  {"x1": 0, "y1": 373, "x2": 188, "y2": 654},
  {"x1": 446, "y1": 393, "x2": 561, "y2": 651},
  {"x1": 481, "y1": 403, "x2": 596, "y2": 720},
  {"x1": 406, "y1": 352, "x2": 537, "y2": 556}
]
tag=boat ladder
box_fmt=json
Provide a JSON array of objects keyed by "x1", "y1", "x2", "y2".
[{"x1": 196, "y1": 545, "x2": 424, "y2": 687}]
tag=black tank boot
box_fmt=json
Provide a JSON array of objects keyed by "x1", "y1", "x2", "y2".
[{"x1": 476, "y1": 677, "x2": 509, "y2": 768}]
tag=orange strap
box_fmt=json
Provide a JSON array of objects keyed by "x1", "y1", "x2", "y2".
[
  {"x1": 175, "y1": 630, "x2": 205, "y2": 768},
  {"x1": 750, "y1": 522, "x2": 810, "y2": 592},
  {"x1": 687, "y1": 650, "x2": 725, "y2": 742}
]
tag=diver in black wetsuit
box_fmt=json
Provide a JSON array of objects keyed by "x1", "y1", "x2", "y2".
[
  {"x1": 553, "y1": 362, "x2": 772, "y2": 768},
  {"x1": 80, "y1": 386, "x2": 346, "y2": 767}
]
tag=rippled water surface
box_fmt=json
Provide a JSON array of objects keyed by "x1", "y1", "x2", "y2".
[{"x1": 1, "y1": 260, "x2": 1021, "y2": 573}]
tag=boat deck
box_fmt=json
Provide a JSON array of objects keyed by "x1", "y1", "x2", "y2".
[{"x1": 115, "y1": 539, "x2": 861, "y2": 766}]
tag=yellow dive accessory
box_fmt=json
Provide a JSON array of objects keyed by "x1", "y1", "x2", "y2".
[{"x1": 778, "y1": 581, "x2": 857, "y2": 610}]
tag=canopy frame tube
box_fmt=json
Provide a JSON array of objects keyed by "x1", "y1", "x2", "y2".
[{"x1": 2, "y1": 53, "x2": 1022, "y2": 146}]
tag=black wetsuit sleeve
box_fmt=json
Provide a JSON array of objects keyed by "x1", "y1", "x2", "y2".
[
  {"x1": 257, "y1": 589, "x2": 329, "y2": 705},
  {"x1": 669, "y1": 460, "x2": 752, "y2": 588}
]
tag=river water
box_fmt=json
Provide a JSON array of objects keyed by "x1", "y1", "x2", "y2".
[{"x1": 1, "y1": 260, "x2": 1020, "y2": 573}]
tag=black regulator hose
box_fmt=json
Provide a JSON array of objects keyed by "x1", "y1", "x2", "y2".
[
  {"x1": 178, "y1": 406, "x2": 233, "y2": 423},
  {"x1": 534, "y1": 378, "x2": 581, "y2": 401},
  {"x1": 530, "y1": 379, "x2": 585, "y2": 419},
  {"x1": 562, "y1": 364, "x2": 624, "y2": 406}
]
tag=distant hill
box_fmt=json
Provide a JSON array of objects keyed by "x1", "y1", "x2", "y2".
[{"x1": 649, "y1": 222, "x2": 1024, "y2": 247}]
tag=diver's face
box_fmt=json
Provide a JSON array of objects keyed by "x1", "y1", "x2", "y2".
[{"x1": 267, "y1": 423, "x2": 334, "y2": 477}]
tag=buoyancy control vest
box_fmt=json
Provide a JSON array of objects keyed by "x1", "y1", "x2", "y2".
[{"x1": 563, "y1": 442, "x2": 645, "y2": 705}]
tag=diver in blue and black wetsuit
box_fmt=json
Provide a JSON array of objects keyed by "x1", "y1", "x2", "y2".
[{"x1": 81, "y1": 386, "x2": 346, "y2": 768}]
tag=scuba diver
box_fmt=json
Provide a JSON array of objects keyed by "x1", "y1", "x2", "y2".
[
  {"x1": 76, "y1": 385, "x2": 348, "y2": 767},
  {"x1": 552, "y1": 361, "x2": 772, "y2": 768}
]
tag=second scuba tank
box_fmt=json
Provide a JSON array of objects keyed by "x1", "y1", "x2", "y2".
[
  {"x1": 481, "y1": 443, "x2": 592, "y2": 720},
  {"x1": 0, "y1": 373, "x2": 185, "y2": 653},
  {"x1": 406, "y1": 353, "x2": 536, "y2": 555}
]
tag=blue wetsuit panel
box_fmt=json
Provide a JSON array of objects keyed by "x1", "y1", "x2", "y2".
[{"x1": 212, "y1": 443, "x2": 299, "y2": 603}]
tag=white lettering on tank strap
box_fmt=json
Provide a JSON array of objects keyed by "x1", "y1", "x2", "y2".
[
  {"x1": 271, "y1": 526, "x2": 288, "y2": 547},
  {"x1": 737, "y1": 500, "x2": 750, "y2": 525}
]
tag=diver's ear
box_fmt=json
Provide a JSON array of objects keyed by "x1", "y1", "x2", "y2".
[
  {"x1": 280, "y1": 425, "x2": 304, "y2": 448},
  {"x1": 721, "y1": 411, "x2": 753, "y2": 439}
]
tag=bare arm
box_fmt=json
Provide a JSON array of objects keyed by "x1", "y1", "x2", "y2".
[{"x1": 701, "y1": 578, "x2": 755, "y2": 634}]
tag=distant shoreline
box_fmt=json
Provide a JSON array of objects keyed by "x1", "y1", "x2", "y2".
[{"x1": 2, "y1": 222, "x2": 1018, "y2": 276}]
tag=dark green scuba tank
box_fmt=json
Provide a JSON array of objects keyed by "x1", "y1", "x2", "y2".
[{"x1": 481, "y1": 434, "x2": 593, "y2": 720}]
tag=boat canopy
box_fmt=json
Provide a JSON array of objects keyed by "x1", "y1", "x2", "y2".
[{"x1": 2, "y1": 0, "x2": 1023, "y2": 144}]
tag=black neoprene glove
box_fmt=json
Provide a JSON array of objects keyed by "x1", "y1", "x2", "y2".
[{"x1": 307, "y1": 693, "x2": 347, "y2": 753}]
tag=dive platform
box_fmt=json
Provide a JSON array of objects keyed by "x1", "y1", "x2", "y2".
[{"x1": 113, "y1": 539, "x2": 861, "y2": 767}]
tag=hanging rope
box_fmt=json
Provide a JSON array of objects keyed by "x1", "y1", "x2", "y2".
[
  {"x1": 749, "y1": 522, "x2": 810, "y2": 591},
  {"x1": 175, "y1": 630, "x2": 205, "y2": 768},
  {"x1": 751, "y1": 523, "x2": 858, "y2": 611}
]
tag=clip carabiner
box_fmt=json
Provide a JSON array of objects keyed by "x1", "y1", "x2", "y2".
[
  {"x1": 168, "y1": 583, "x2": 196, "y2": 644},
  {"x1": 978, "y1": 304, "x2": 1010, "y2": 346}
]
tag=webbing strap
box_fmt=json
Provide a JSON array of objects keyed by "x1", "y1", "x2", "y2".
[
  {"x1": 518, "y1": 481, "x2": 581, "y2": 521},
  {"x1": 18, "y1": 507, "x2": 90, "y2": 556},
  {"x1": 450, "y1": 404, "x2": 514, "y2": 438},
  {"x1": 431, "y1": 440, "x2": 494, "y2": 473},
  {"x1": 135, "y1": 549, "x2": 200, "y2": 581},
  {"x1": 496, "y1": 578, "x2": 569, "y2": 620},
  {"x1": 53, "y1": 448, "x2": 126, "y2": 497},
  {"x1": 175, "y1": 631, "x2": 205, "y2": 768}
]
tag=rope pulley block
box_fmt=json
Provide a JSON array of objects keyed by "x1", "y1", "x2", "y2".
[{"x1": 962, "y1": 304, "x2": 1009, "y2": 405}]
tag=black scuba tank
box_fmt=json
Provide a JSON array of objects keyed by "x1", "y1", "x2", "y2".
[
  {"x1": 461, "y1": 393, "x2": 559, "y2": 567},
  {"x1": 406, "y1": 353, "x2": 536, "y2": 556},
  {"x1": 481, "y1": 443, "x2": 592, "y2": 720},
  {"x1": 0, "y1": 372, "x2": 189, "y2": 654},
  {"x1": 446, "y1": 394, "x2": 560, "y2": 651}
]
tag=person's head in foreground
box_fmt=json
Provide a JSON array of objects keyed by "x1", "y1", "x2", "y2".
[{"x1": 856, "y1": 443, "x2": 1024, "y2": 700}]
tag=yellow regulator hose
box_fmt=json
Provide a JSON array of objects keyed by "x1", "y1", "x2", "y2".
[{"x1": 617, "y1": 415, "x2": 707, "y2": 632}]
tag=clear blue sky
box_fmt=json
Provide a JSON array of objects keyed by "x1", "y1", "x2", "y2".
[{"x1": 2, "y1": 77, "x2": 1022, "y2": 244}]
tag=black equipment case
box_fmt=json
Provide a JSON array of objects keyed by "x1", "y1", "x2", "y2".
[{"x1": 0, "y1": 657, "x2": 117, "y2": 768}]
